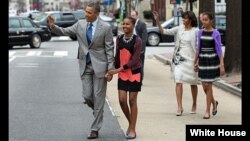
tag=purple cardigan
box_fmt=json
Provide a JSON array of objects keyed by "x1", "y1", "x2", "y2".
[{"x1": 197, "y1": 29, "x2": 223, "y2": 58}]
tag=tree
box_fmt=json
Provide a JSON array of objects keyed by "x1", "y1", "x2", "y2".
[
  {"x1": 125, "y1": 0, "x2": 132, "y2": 16},
  {"x1": 199, "y1": 0, "x2": 215, "y2": 28},
  {"x1": 224, "y1": 0, "x2": 241, "y2": 73},
  {"x1": 185, "y1": 0, "x2": 189, "y2": 11}
]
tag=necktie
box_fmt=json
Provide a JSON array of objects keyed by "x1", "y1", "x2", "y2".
[
  {"x1": 86, "y1": 23, "x2": 93, "y2": 64},
  {"x1": 86, "y1": 23, "x2": 93, "y2": 45}
]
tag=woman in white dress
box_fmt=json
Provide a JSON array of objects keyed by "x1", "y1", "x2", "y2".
[{"x1": 153, "y1": 11, "x2": 199, "y2": 116}]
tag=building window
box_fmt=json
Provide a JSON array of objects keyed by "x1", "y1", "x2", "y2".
[{"x1": 217, "y1": 0, "x2": 221, "y2": 3}]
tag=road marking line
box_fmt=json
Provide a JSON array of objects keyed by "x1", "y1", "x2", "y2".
[
  {"x1": 17, "y1": 63, "x2": 38, "y2": 66},
  {"x1": 9, "y1": 56, "x2": 16, "y2": 63},
  {"x1": 15, "y1": 63, "x2": 39, "y2": 68},
  {"x1": 59, "y1": 36, "x2": 70, "y2": 40},
  {"x1": 26, "y1": 51, "x2": 36, "y2": 56},
  {"x1": 54, "y1": 51, "x2": 68, "y2": 57},
  {"x1": 105, "y1": 98, "x2": 116, "y2": 117},
  {"x1": 15, "y1": 66, "x2": 39, "y2": 68},
  {"x1": 35, "y1": 51, "x2": 42, "y2": 56},
  {"x1": 9, "y1": 51, "x2": 68, "y2": 58},
  {"x1": 9, "y1": 51, "x2": 16, "y2": 57}
]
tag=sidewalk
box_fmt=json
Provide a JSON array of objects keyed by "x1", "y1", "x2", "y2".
[{"x1": 106, "y1": 58, "x2": 241, "y2": 141}]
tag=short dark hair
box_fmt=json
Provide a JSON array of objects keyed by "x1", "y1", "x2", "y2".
[
  {"x1": 124, "y1": 16, "x2": 136, "y2": 25},
  {"x1": 131, "y1": 10, "x2": 138, "y2": 15},
  {"x1": 182, "y1": 11, "x2": 198, "y2": 27},
  {"x1": 87, "y1": 2, "x2": 100, "y2": 12},
  {"x1": 202, "y1": 11, "x2": 214, "y2": 20}
]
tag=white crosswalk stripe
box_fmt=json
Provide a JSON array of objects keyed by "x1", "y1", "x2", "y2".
[
  {"x1": 50, "y1": 36, "x2": 71, "y2": 41},
  {"x1": 26, "y1": 51, "x2": 43, "y2": 56},
  {"x1": 54, "y1": 51, "x2": 68, "y2": 57},
  {"x1": 26, "y1": 51, "x2": 37, "y2": 56},
  {"x1": 9, "y1": 51, "x2": 16, "y2": 57},
  {"x1": 9, "y1": 51, "x2": 68, "y2": 58}
]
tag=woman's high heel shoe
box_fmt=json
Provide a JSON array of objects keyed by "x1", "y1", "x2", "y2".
[
  {"x1": 176, "y1": 109, "x2": 184, "y2": 116},
  {"x1": 203, "y1": 114, "x2": 210, "y2": 119},
  {"x1": 212, "y1": 101, "x2": 219, "y2": 116}
]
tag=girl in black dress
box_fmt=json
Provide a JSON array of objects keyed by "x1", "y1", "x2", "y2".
[
  {"x1": 194, "y1": 12, "x2": 225, "y2": 119},
  {"x1": 108, "y1": 17, "x2": 142, "y2": 139}
]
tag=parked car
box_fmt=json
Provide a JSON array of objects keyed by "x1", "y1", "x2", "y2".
[
  {"x1": 146, "y1": 17, "x2": 176, "y2": 46},
  {"x1": 99, "y1": 14, "x2": 118, "y2": 36},
  {"x1": 9, "y1": 16, "x2": 51, "y2": 49},
  {"x1": 146, "y1": 15, "x2": 226, "y2": 46},
  {"x1": 72, "y1": 10, "x2": 85, "y2": 20},
  {"x1": 33, "y1": 11, "x2": 78, "y2": 40},
  {"x1": 19, "y1": 10, "x2": 41, "y2": 20}
]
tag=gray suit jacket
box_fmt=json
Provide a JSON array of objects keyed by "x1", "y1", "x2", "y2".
[
  {"x1": 50, "y1": 18, "x2": 115, "y2": 78},
  {"x1": 135, "y1": 19, "x2": 148, "y2": 52}
]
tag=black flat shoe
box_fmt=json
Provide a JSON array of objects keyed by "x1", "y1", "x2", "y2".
[
  {"x1": 212, "y1": 101, "x2": 219, "y2": 116},
  {"x1": 87, "y1": 130, "x2": 98, "y2": 139}
]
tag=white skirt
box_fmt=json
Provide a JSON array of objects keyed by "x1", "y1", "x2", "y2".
[{"x1": 171, "y1": 46, "x2": 198, "y2": 85}]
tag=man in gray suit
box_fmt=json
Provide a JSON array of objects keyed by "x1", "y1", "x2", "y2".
[
  {"x1": 48, "y1": 2, "x2": 114, "y2": 139},
  {"x1": 131, "y1": 10, "x2": 148, "y2": 83}
]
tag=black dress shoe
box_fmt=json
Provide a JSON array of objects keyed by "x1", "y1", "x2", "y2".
[{"x1": 87, "y1": 130, "x2": 98, "y2": 139}]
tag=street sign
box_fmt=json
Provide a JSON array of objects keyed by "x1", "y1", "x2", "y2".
[
  {"x1": 103, "y1": 0, "x2": 113, "y2": 5},
  {"x1": 170, "y1": 0, "x2": 181, "y2": 4}
]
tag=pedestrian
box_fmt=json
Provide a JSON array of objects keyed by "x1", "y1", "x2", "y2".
[
  {"x1": 48, "y1": 2, "x2": 114, "y2": 139},
  {"x1": 152, "y1": 11, "x2": 198, "y2": 116},
  {"x1": 108, "y1": 16, "x2": 142, "y2": 140},
  {"x1": 130, "y1": 10, "x2": 148, "y2": 84},
  {"x1": 28, "y1": 13, "x2": 32, "y2": 19},
  {"x1": 199, "y1": 12, "x2": 204, "y2": 28},
  {"x1": 194, "y1": 12, "x2": 225, "y2": 119}
]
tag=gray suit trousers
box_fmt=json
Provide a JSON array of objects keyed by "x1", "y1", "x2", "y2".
[{"x1": 81, "y1": 63, "x2": 107, "y2": 131}]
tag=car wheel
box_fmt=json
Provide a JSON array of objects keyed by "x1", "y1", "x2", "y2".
[
  {"x1": 30, "y1": 34, "x2": 41, "y2": 48},
  {"x1": 147, "y1": 32, "x2": 160, "y2": 46},
  {"x1": 70, "y1": 36, "x2": 77, "y2": 41}
]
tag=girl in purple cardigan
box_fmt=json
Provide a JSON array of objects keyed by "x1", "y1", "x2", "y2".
[{"x1": 194, "y1": 12, "x2": 225, "y2": 119}]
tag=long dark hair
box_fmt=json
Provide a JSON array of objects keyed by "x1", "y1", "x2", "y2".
[
  {"x1": 182, "y1": 11, "x2": 198, "y2": 27},
  {"x1": 202, "y1": 11, "x2": 214, "y2": 20}
]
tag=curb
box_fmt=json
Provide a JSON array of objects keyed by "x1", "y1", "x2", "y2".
[
  {"x1": 154, "y1": 54, "x2": 241, "y2": 97},
  {"x1": 213, "y1": 80, "x2": 241, "y2": 97},
  {"x1": 154, "y1": 54, "x2": 171, "y2": 65}
]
